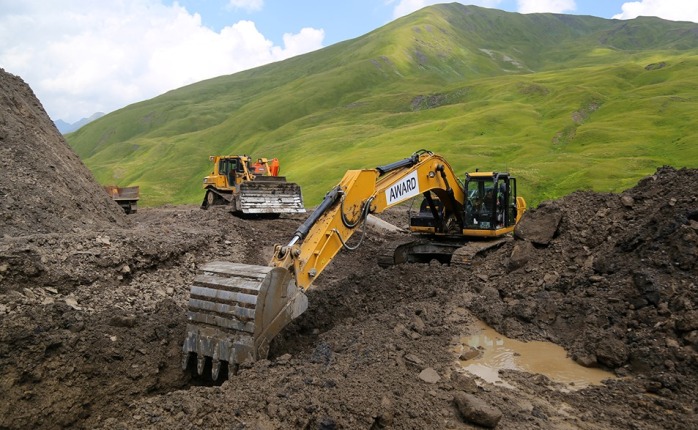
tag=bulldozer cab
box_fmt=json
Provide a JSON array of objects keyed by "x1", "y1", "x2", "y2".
[
  {"x1": 218, "y1": 157, "x2": 237, "y2": 187},
  {"x1": 464, "y1": 172, "x2": 518, "y2": 234},
  {"x1": 216, "y1": 156, "x2": 252, "y2": 187}
]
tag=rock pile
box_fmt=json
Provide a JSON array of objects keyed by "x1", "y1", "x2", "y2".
[{"x1": 0, "y1": 69, "x2": 126, "y2": 237}]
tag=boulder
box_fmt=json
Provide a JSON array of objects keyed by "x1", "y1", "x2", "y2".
[
  {"x1": 514, "y1": 201, "x2": 562, "y2": 245},
  {"x1": 454, "y1": 391, "x2": 502, "y2": 428}
]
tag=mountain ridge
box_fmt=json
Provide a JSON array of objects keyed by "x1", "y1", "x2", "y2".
[
  {"x1": 55, "y1": 112, "x2": 104, "y2": 134},
  {"x1": 66, "y1": 4, "x2": 698, "y2": 206}
]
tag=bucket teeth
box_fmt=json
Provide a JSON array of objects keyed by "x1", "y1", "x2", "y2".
[
  {"x1": 211, "y1": 359, "x2": 222, "y2": 381},
  {"x1": 181, "y1": 352, "x2": 190, "y2": 370},
  {"x1": 182, "y1": 262, "x2": 308, "y2": 380},
  {"x1": 196, "y1": 354, "x2": 206, "y2": 376}
]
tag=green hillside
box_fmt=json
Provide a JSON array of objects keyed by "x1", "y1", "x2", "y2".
[{"x1": 66, "y1": 4, "x2": 698, "y2": 208}]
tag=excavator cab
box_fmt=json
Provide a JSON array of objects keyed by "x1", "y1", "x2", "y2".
[
  {"x1": 463, "y1": 172, "x2": 521, "y2": 236},
  {"x1": 401, "y1": 170, "x2": 525, "y2": 266},
  {"x1": 409, "y1": 171, "x2": 522, "y2": 237}
]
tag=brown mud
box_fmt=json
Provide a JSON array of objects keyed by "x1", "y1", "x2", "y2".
[{"x1": 1, "y1": 68, "x2": 696, "y2": 429}]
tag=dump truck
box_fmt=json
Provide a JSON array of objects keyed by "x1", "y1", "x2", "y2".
[
  {"x1": 104, "y1": 185, "x2": 139, "y2": 214},
  {"x1": 182, "y1": 149, "x2": 526, "y2": 379},
  {"x1": 201, "y1": 155, "x2": 305, "y2": 216}
]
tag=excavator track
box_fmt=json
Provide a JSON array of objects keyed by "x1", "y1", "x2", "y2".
[
  {"x1": 182, "y1": 262, "x2": 308, "y2": 380},
  {"x1": 449, "y1": 236, "x2": 512, "y2": 266},
  {"x1": 377, "y1": 236, "x2": 512, "y2": 267},
  {"x1": 378, "y1": 238, "x2": 462, "y2": 267}
]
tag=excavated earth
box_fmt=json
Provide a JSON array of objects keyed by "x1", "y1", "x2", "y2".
[{"x1": 1, "y1": 69, "x2": 697, "y2": 429}]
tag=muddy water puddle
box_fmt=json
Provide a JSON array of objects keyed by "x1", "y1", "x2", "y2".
[{"x1": 455, "y1": 320, "x2": 616, "y2": 391}]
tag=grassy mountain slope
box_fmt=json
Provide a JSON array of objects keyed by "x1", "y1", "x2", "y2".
[{"x1": 67, "y1": 4, "x2": 698, "y2": 207}]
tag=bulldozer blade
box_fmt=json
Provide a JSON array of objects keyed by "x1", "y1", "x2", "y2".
[
  {"x1": 238, "y1": 180, "x2": 305, "y2": 214},
  {"x1": 182, "y1": 262, "x2": 308, "y2": 379}
]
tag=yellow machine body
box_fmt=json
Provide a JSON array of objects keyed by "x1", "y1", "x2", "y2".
[
  {"x1": 182, "y1": 150, "x2": 526, "y2": 379},
  {"x1": 201, "y1": 155, "x2": 304, "y2": 215}
]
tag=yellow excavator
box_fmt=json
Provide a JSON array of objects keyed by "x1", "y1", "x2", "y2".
[
  {"x1": 182, "y1": 150, "x2": 526, "y2": 379},
  {"x1": 201, "y1": 155, "x2": 305, "y2": 215}
]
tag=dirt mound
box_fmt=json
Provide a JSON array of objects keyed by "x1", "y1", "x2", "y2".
[
  {"x1": 0, "y1": 72, "x2": 696, "y2": 429},
  {"x1": 469, "y1": 166, "x2": 698, "y2": 399},
  {"x1": 0, "y1": 68, "x2": 126, "y2": 237},
  {"x1": 1, "y1": 170, "x2": 693, "y2": 429}
]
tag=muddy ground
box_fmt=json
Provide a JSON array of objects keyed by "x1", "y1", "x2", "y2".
[{"x1": 1, "y1": 69, "x2": 697, "y2": 429}]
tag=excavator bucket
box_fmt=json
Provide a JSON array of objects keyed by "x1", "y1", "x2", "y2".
[
  {"x1": 238, "y1": 178, "x2": 305, "y2": 214},
  {"x1": 181, "y1": 262, "x2": 308, "y2": 380}
]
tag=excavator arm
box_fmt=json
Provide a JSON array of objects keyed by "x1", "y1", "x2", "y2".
[
  {"x1": 182, "y1": 150, "x2": 467, "y2": 379},
  {"x1": 274, "y1": 149, "x2": 465, "y2": 290}
]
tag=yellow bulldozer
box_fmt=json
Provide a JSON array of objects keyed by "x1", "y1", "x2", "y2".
[
  {"x1": 201, "y1": 155, "x2": 305, "y2": 216},
  {"x1": 182, "y1": 149, "x2": 526, "y2": 379}
]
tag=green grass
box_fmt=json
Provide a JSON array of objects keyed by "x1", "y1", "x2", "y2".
[{"x1": 66, "y1": 4, "x2": 698, "y2": 208}]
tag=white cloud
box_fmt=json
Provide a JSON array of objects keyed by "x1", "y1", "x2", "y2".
[
  {"x1": 273, "y1": 28, "x2": 326, "y2": 58},
  {"x1": 390, "y1": 0, "x2": 503, "y2": 19},
  {"x1": 0, "y1": 0, "x2": 323, "y2": 122},
  {"x1": 228, "y1": 0, "x2": 264, "y2": 13},
  {"x1": 517, "y1": 0, "x2": 576, "y2": 14},
  {"x1": 613, "y1": 0, "x2": 698, "y2": 22}
]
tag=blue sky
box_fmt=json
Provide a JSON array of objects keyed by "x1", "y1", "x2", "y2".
[
  {"x1": 1, "y1": 0, "x2": 696, "y2": 123},
  {"x1": 171, "y1": 1, "x2": 642, "y2": 46}
]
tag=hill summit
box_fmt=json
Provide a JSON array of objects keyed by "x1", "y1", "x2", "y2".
[{"x1": 66, "y1": 4, "x2": 698, "y2": 207}]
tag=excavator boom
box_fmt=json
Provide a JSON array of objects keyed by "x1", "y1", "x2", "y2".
[{"x1": 182, "y1": 150, "x2": 524, "y2": 379}]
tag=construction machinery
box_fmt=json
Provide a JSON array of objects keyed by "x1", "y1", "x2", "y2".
[
  {"x1": 382, "y1": 168, "x2": 525, "y2": 266},
  {"x1": 104, "y1": 185, "x2": 139, "y2": 214},
  {"x1": 182, "y1": 149, "x2": 526, "y2": 379},
  {"x1": 200, "y1": 155, "x2": 305, "y2": 216}
]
